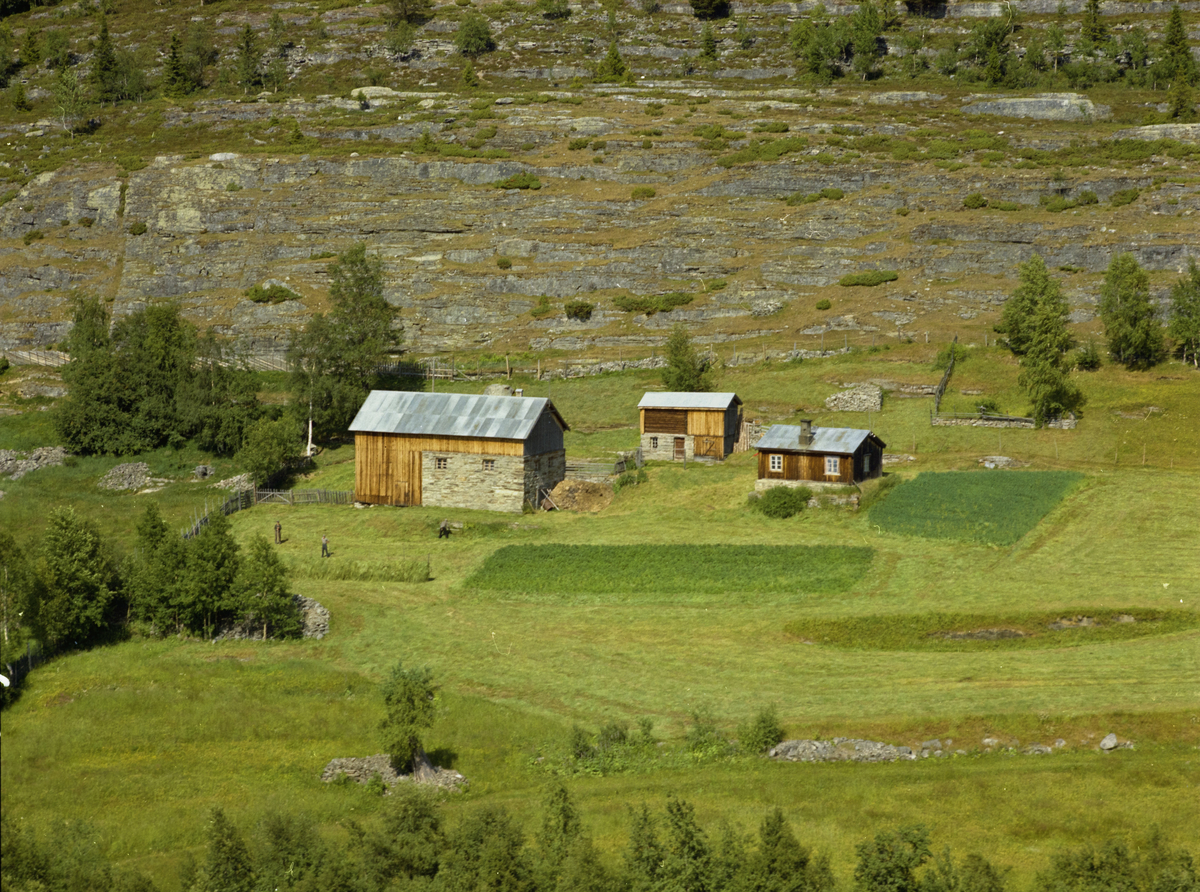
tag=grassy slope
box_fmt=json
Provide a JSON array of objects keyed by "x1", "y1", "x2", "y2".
[{"x1": 2, "y1": 354, "x2": 1199, "y2": 886}]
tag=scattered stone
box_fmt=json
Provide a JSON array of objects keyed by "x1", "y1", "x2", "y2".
[
  {"x1": 824, "y1": 384, "x2": 883, "y2": 412},
  {"x1": 1024, "y1": 743, "x2": 1053, "y2": 755},
  {"x1": 982, "y1": 737, "x2": 1000, "y2": 748},
  {"x1": 769, "y1": 738, "x2": 917, "y2": 764},
  {"x1": 883, "y1": 453, "x2": 915, "y2": 464},
  {"x1": 1100, "y1": 733, "x2": 1119, "y2": 751},
  {"x1": 194, "y1": 464, "x2": 215, "y2": 479},
  {"x1": 213, "y1": 473, "x2": 254, "y2": 491},
  {"x1": 1054, "y1": 739, "x2": 1067, "y2": 748},
  {"x1": 979, "y1": 455, "x2": 1027, "y2": 469},
  {"x1": 483, "y1": 383, "x2": 514, "y2": 396},
  {"x1": 99, "y1": 462, "x2": 152, "y2": 491},
  {"x1": 321, "y1": 753, "x2": 466, "y2": 791},
  {"x1": 0, "y1": 446, "x2": 68, "y2": 480},
  {"x1": 921, "y1": 739, "x2": 941, "y2": 750},
  {"x1": 297, "y1": 595, "x2": 330, "y2": 640},
  {"x1": 1049, "y1": 616, "x2": 1097, "y2": 630}
]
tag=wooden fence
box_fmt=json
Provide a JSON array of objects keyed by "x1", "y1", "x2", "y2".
[
  {"x1": 565, "y1": 449, "x2": 643, "y2": 480},
  {"x1": 1, "y1": 349, "x2": 69, "y2": 368},
  {"x1": 932, "y1": 335, "x2": 957, "y2": 415},
  {"x1": 182, "y1": 488, "x2": 353, "y2": 538}
]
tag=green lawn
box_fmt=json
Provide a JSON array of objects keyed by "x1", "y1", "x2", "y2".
[{"x1": 2, "y1": 356, "x2": 1199, "y2": 887}]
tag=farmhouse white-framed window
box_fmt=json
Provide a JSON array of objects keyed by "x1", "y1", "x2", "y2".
[
  {"x1": 435, "y1": 456, "x2": 448, "y2": 470},
  {"x1": 650, "y1": 436, "x2": 658, "y2": 449},
  {"x1": 825, "y1": 456, "x2": 840, "y2": 475},
  {"x1": 482, "y1": 459, "x2": 496, "y2": 472},
  {"x1": 769, "y1": 454, "x2": 782, "y2": 472}
]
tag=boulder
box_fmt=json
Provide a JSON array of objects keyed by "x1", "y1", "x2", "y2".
[{"x1": 1100, "y1": 733, "x2": 1119, "y2": 751}]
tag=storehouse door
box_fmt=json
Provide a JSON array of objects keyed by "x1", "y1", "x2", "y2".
[{"x1": 674, "y1": 437, "x2": 686, "y2": 460}]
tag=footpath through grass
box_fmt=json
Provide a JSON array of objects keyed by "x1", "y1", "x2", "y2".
[
  {"x1": 870, "y1": 470, "x2": 1084, "y2": 545},
  {"x1": 464, "y1": 544, "x2": 873, "y2": 602}
]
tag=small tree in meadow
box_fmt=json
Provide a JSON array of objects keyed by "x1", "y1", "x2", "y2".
[
  {"x1": 662, "y1": 323, "x2": 714, "y2": 392},
  {"x1": 380, "y1": 661, "x2": 437, "y2": 772},
  {"x1": 456, "y1": 12, "x2": 496, "y2": 56}
]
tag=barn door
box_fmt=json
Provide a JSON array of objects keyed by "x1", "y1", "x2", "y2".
[
  {"x1": 674, "y1": 437, "x2": 685, "y2": 460},
  {"x1": 696, "y1": 436, "x2": 719, "y2": 458}
]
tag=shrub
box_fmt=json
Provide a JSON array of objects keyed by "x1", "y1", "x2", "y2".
[
  {"x1": 896, "y1": 207, "x2": 910, "y2": 216},
  {"x1": 128, "y1": 221, "x2": 147, "y2": 235},
  {"x1": 564, "y1": 300, "x2": 594, "y2": 321},
  {"x1": 820, "y1": 187, "x2": 844, "y2": 200},
  {"x1": 737, "y1": 705, "x2": 785, "y2": 754},
  {"x1": 0, "y1": 356, "x2": 9, "y2": 376},
  {"x1": 631, "y1": 186, "x2": 656, "y2": 200},
  {"x1": 1041, "y1": 195, "x2": 1078, "y2": 213},
  {"x1": 613, "y1": 292, "x2": 693, "y2": 315},
  {"x1": 816, "y1": 299, "x2": 831, "y2": 310},
  {"x1": 226, "y1": 181, "x2": 242, "y2": 192},
  {"x1": 642, "y1": 139, "x2": 652, "y2": 149},
  {"x1": 495, "y1": 172, "x2": 541, "y2": 189},
  {"x1": 568, "y1": 136, "x2": 591, "y2": 150},
  {"x1": 612, "y1": 471, "x2": 639, "y2": 493},
  {"x1": 22, "y1": 229, "x2": 44, "y2": 245},
  {"x1": 529, "y1": 296, "x2": 555, "y2": 319},
  {"x1": 1078, "y1": 190, "x2": 1099, "y2": 205},
  {"x1": 754, "y1": 121, "x2": 789, "y2": 133},
  {"x1": 991, "y1": 200, "x2": 1021, "y2": 211},
  {"x1": 590, "y1": 139, "x2": 607, "y2": 151},
  {"x1": 839, "y1": 270, "x2": 898, "y2": 287},
  {"x1": 1110, "y1": 188, "x2": 1140, "y2": 207},
  {"x1": 752, "y1": 486, "x2": 811, "y2": 519},
  {"x1": 455, "y1": 12, "x2": 496, "y2": 55},
  {"x1": 975, "y1": 397, "x2": 1000, "y2": 414},
  {"x1": 1074, "y1": 339, "x2": 1102, "y2": 371},
  {"x1": 717, "y1": 136, "x2": 808, "y2": 167},
  {"x1": 245, "y1": 283, "x2": 301, "y2": 303},
  {"x1": 496, "y1": 255, "x2": 513, "y2": 269},
  {"x1": 78, "y1": 216, "x2": 94, "y2": 227},
  {"x1": 963, "y1": 193, "x2": 988, "y2": 209},
  {"x1": 857, "y1": 473, "x2": 900, "y2": 511},
  {"x1": 933, "y1": 342, "x2": 968, "y2": 370}
]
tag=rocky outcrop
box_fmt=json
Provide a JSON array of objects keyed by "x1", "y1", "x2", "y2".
[
  {"x1": 962, "y1": 93, "x2": 1111, "y2": 121},
  {"x1": 322, "y1": 752, "x2": 467, "y2": 791},
  {"x1": 0, "y1": 447, "x2": 68, "y2": 480}
]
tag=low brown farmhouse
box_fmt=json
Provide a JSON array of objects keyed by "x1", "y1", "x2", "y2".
[
  {"x1": 638, "y1": 392, "x2": 743, "y2": 461},
  {"x1": 755, "y1": 420, "x2": 885, "y2": 488},
  {"x1": 350, "y1": 391, "x2": 568, "y2": 512}
]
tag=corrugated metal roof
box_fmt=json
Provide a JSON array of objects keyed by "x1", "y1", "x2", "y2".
[
  {"x1": 349, "y1": 391, "x2": 566, "y2": 440},
  {"x1": 638, "y1": 392, "x2": 741, "y2": 410},
  {"x1": 756, "y1": 424, "x2": 875, "y2": 454}
]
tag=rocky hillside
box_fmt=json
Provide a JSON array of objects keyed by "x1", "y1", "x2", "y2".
[{"x1": 2, "y1": 0, "x2": 1199, "y2": 359}]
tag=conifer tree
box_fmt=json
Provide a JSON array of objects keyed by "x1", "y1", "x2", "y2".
[
  {"x1": 1158, "y1": 4, "x2": 1197, "y2": 86},
  {"x1": 623, "y1": 804, "x2": 663, "y2": 892},
  {"x1": 851, "y1": 0, "x2": 883, "y2": 80},
  {"x1": 1167, "y1": 260, "x2": 1200, "y2": 367},
  {"x1": 163, "y1": 32, "x2": 190, "y2": 97},
  {"x1": 379, "y1": 661, "x2": 436, "y2": 772},
  {"x1": 699, "y1": 22, "x2": 718, "y2": 61},
  {"x1": 996, "y1": 253, "x2": 1058, "y2": 355},
  {"x1": 233, "y1": 535, "x2": 300, "y2": 639},
  {"x1": 662, "y1": 323, "x2": 714, "y2": 392},
  {"x1": 596, "y1": 41, "x2": 628, "y2": 80},
  {"x1": 1099, "y1": 252, "x2": 1165, "y2": 369},
  {"x1": 204, "y1": 808, "x2": 255, "y2": 892},
  {"x1": 1080, "y1": 0, "x2": 1106, "y2": 44},
  {"x1": 90, "y1": 13, "x2": 119, "y2": 104},
  {"x1": 659, "y1": 797, "x2": 711, "y2": 892},
  {"x1": 37, "y1": 507, "x2": 117, "y2": 651},
  {"x1": 236, "y1": 24, "x2": 261, "y2": 93}
]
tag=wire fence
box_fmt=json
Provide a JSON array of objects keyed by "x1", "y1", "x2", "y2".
[{"x1": 182, "y1": 487, "x2": 353, "y2": 539}]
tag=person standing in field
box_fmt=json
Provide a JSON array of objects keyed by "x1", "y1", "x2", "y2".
[
  {"x1": 274, "y1": 520, "x2": 282, "y2": 544},
  {"x1": 321, "y1": 534, "x2": 330, "y2": 558},
  {"x1": 438, "y1": 519, "x2": 450, "y2": 539}
]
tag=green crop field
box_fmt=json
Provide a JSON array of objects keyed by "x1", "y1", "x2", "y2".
[
  {"x1": 2, "y1": 355, "x2": 1199, "y2": 889},
  {"x1": 464, "y1": 544, "x2": 874, "y2": 602},
  {"x1": 869, "y1": 471, "x2": 1085, "y2": 545}
]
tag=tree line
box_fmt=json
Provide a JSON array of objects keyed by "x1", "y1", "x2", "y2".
[
  {"x1": 0, "y1": 504, "x2": 301, "y2": 696},
  {"x1": 3, "y1": 785, "x2": 1196, "y2": 892},
  {"x1": 995, "y1": 253, "x2": 1200, "y2": 425}
]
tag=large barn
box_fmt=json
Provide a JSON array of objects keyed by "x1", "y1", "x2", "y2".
[
  {"x1": 638, "y1": 392, "x2": 743, "y2": 461},
  {"x1": 755, "y1": 419, "x2": 885, "y2": 488},
  {"x1": 349, "y1": 391, "x2": 569, "y2": 512}
]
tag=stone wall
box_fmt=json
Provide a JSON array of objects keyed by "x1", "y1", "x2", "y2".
[
  {"x1": 755, "y1": 478, "x2": 858, "y2": 495},
  {"x1": 523, "y1": 450, "x2": 566, "y2": 507},
  {"x1": 421, "y1": 451, "x2": 526, "y2": 513},
  {"x1": 641, "y1": 432, "x2": 694, "y2": 461},
  {"x1": 932, "y1": 414, "x2": 1077, "y2": 430}
]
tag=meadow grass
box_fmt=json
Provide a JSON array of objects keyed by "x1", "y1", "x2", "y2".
[
  {"x1": 463, "y1": 544, "x2": 873, "y2": 602},
  {"x1": 869, "y1": 470, "x2": 1084, "y2": 545},
  {"x1": 2, "y1": 358, "x2": 1198, "y2": 888},
  {"x1": 782, "y1": 609, "x2": 1200, "y2": 652}
]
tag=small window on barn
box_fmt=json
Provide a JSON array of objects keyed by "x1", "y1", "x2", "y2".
[
  {"x1": 769, "y1": 454, "x2": 782, "y2": 472},
  {"x1": 863, "y1": 453, "x2": 871, "y2": 475},
  {"x1": 435, "y1": 456, "x2": 448, "y2": 471},
  {"x1": 650, "y1": 436, "x2": 658, "y2": 449},
  {"x1": 825, "y1": 456, "x2": 840, "y2": 475},
  {"x1": 482, "y1": 459, "x2": 496, "y2": 472}
]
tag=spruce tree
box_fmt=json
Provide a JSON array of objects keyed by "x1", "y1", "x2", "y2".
[
  {"x1": 162, "y1": 33, "x2": 189, "y2": 97},
  {"x1": 1018, "y1": 295, "x2": 1083, "y2": 426},
  {"x1": 851, "y1": 0, "x2": 883, "y2": 80},
  {"x1": 1159, "y1": 4, "x2": 1197, "y2": 86},
  {"x1": 90, "y1": 13, "x2": 119, "y2": 103},
  {"x1": 37, "y1": 507, "x2": 116, "y2": 651},
  {"x1": 233, "y1": 535, "x2": 300, "y2": 639},
  {"x1": 359, "y1": 789, "x2": 445, "y2": 887},
  {"x1": 181, "y1": 511, "x2": 241, "y2": 637},
  {"x1": 662, "y1": 323, "x2": 714, "y2": 392},
  {"x1": 204, "y1": 808, "x2": 255, "y2": 892},
  {"x1": 1099, "y1": 252, "x2": 1165, "y2": 369},
  {"x1": 1167, "y1": 260, "x2": 1200, "y2": 367},
  {"x1": 595, "y1": 41, "x2": 628, "y2": 80},
  {"x1": 236, "y1": 23, "x2": 261, "y2": 93},
  {"x1": 1080, "y1": 0, "x2": 1106, "y2": 44},
  {"x1": 854, "y1": 825, "x2": 932, "y2": 892},
  {"x1": 699, "y1": 22, "x2": 718, "y2": 61},
  {"x1": 659, "y1": 797, "x2": 711, "y2": 892},
  {"x1": 623, "y1": 805, "x2": 663, "y2": 892},
  {"x1": 996, "y1": 253, "x2": 1059, "y2": 355}
]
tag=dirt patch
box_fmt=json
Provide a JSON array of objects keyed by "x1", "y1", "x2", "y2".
[
  {"x1": 548, "y1": 479, "x2": 613, "y2": 512},
  {"x1": 1048, "y1": 615, "x2": 1097, "y2": 630}
]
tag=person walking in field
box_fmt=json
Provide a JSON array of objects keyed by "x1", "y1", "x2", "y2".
[
  {"x1": 274, "y1": 520, "x2": 282, "y2": 544},
  {"x1": 321, "y1": 534, "x2": 330, "y2": 558}
]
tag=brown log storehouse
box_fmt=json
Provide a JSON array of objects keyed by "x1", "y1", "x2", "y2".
[
  {"x1": 638, "y1": 392, "x2": 743, "y2": 461},
  {"x1": 350, "y1": 391, "x2": 569, "y2": 512},
  {"x1": 755, "y1": 419, "x2": 885, "y2": 488}
]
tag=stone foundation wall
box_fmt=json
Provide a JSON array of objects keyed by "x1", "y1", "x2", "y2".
[
  {"x1": 523, "y1": 450, "x2": 566, "y2": 506},
  {"x1": 755, "y1": 477, "x2": 857, "y2": 494},
  {"x1": 932, "y1": 414, "x2": 1077, "y2": 430},
  {"x1": 421, "y1": 452, "x2": 526, "y2": 513},
  {"x1": 641, "y1": 433, "x2": 694, "y2": 461}
]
